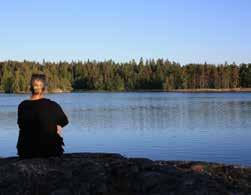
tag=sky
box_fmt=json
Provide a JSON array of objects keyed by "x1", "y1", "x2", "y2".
[{"x1": 0, "y1": 0, "x2": 250, "y2": 65}]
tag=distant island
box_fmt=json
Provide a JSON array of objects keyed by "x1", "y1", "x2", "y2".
[{"x1": 0, "y1": 59, "x2": 250, "y2": 93}]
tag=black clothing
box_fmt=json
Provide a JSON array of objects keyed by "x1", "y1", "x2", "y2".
[{"x1": 16, "y1": 98, "x2": 69, "y2": 158}]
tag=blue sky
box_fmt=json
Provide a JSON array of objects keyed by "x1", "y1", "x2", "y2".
[{"x1": 0, "y1": 0, "x2": 250, "y2": 65}]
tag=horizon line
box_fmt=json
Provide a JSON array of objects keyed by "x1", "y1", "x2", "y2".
[{"x1": 0, "y1": 58, "x2": 249, "y2": 66}]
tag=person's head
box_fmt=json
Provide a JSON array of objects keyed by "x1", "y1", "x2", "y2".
[{"x1": 29, "y1": 73, "x2": 47, "y2": 95}]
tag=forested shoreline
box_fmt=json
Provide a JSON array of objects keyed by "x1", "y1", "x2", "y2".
[{"x1": 0, "y1": 58, "x2": 250, "y2": 93}]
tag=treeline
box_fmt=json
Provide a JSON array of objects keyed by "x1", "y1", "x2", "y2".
[{"x1": 0, "y1": 58, "x2": 250, "y2": 93}]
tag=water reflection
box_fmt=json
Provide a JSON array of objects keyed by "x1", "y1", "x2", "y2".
[{"x1": 0, "y1": 92, "x2": 251, "y2": 166}]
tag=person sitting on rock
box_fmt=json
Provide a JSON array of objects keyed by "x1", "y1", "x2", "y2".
[{"x1": 16, "y1": 73, "x2": 69, "y2": 158}]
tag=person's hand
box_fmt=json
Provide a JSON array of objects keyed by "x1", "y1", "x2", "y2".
[{"x1": 57, "y1": 125, "x2": 62, "y2": 136}]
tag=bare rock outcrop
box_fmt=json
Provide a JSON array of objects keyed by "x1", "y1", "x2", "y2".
[{"x1": 0, "y1": 152, "x2": 251, "y2": 195}]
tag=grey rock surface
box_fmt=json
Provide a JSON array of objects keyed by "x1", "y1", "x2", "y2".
[{"x1": 0, "y1": 152, "x2": 251, "y2": 195}]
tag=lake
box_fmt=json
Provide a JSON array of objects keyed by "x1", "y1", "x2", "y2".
[{"x1": 0, "y1": 92, "x2": 251, "y2": 166}]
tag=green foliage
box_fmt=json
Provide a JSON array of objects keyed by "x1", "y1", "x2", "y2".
[
  {"x1": 0, "y1": 59, "x2": 250, "y2": 93},
  {"x1": 239, "y1": 64, "x2": 251, "y2": 87}
]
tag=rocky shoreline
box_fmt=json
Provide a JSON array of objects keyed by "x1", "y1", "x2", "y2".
[{"x1": 0, "y1": 152, "x2": 251, "y2": 195}]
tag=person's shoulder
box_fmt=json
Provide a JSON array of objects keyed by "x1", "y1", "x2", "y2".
[
  {"x1": 47, "y1": 99, "x2": 61, "y2": 108},
  {"x1": 18, "y1": 100, "x2": 28, "y2": 108},
  {"x1": 48, "y1": 99, "x2": 57, "y2": 105}
]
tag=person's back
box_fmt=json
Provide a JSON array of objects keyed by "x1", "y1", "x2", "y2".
[
  {"x1": 16, "y1": 73, "x2": 69, "y2": 158},
  {"x1": 17, "y1": 98, "x2": 69, "y2": 158}
]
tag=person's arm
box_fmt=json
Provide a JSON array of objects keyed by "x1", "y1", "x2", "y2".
[
  {"x1": 17, "y1": 103, "x2": 24, "y2": 129},
  {"x1": 17, "y1": 103, "x2": 24, "y2": 149},
  {"x1": 55, "y1": 103, "x2": 69, "y2": 128}
]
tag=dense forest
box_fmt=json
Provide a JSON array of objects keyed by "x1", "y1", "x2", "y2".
[{"x1": 0, "y1": 58, "x2": 250, "y2": 93}]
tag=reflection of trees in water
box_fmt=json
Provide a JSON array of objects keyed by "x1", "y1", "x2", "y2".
[
  {"x1": 68, "y1": 99, "x2": 250, "y2": 135},
  {"x1": 0, "y1": 93, "x2": 251, "y2": 163}
]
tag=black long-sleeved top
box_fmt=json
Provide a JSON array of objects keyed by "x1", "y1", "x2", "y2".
[{"x1": 16, "y1": 97, "x2": 69, "y2": 158}]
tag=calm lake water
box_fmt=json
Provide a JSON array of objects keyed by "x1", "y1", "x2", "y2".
[{"x1": 0, "y1": 92, "x2": 251, "y2": 166}]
